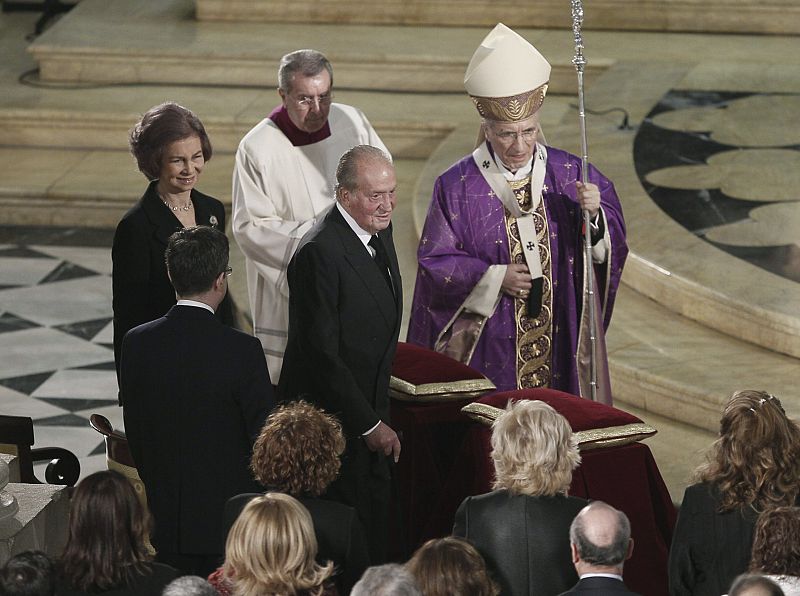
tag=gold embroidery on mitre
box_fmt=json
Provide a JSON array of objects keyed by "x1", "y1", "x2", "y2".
[
  {"x1": 505, "y1": 177, "x2": 553, "y2": 390},
  {"x1": 471, "y1": 83, "x2": 549, "y2": 122}
]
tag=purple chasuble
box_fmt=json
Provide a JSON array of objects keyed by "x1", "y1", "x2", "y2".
[
  {"x1": 407, "y1": 145, "x2": 627, "y2": 395},
  {"x1": 268, "y1": 105, "x2": 332, "y2": 146}
]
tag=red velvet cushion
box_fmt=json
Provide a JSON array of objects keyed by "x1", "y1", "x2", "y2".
[
  {"x1": 390, "y1": 342, "x2": 495, "y2": 402},
  {"x1": 461, "y1": 387, "x2": 656, "y2": 450}
]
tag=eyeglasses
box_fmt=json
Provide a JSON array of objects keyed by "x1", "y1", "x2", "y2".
[
  {"x1": 223, "y1": 266, "x2": 233, "y2": 277},
  {"x1": 293, "y1": 92, "x2": 333, "y2": 108},
  {"x1": 490, "y1": 128, "x2": 538, "y2": 144}
]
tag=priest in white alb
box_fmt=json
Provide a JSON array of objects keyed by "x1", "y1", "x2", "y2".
[{"x1": 232, "y1": 49, "x2": 390, "y2": 382}]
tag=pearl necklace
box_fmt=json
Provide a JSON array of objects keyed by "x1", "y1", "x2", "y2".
[{"x1": 159, "y1": 193, "x2": 193, "y2": 212}]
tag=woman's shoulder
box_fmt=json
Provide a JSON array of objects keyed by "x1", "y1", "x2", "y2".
[
  {"x1": 54, "y1": 562, "x2": 179, "y2": 596},
  {"x1": 191, "y1": 188, "x2": 223, "y2": 208},
  {"x1": 114, "y1": 562, "x2": 181, "y2": 595}
]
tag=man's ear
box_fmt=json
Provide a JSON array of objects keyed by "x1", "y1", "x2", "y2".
[
  {"x1": 570, "y1": 542, "x2": 580, "y2": 565},
  {"x1": 278, "y1": 87, "x2": 287, "y2": 104},
  {"x1": 625, "y1": 538, "x2": 634, "y2": 561},
  {"x1": 214, "y1": 271, "x2": 226, "y2": 290}
]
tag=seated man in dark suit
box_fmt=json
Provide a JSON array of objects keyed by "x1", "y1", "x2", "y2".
[
  {"x1": 121, "y1": 225, "x2": 275, "y2": 576},
  {"x1": 560, "y1": 501, "x2": 639, "y2": 595}
]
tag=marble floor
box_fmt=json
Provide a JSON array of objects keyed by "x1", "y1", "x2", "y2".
[{"x1": 2, "y1": 5, "x2": 799, "y2": 504}]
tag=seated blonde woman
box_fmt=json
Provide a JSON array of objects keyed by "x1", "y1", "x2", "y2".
[
  {"x1": 210, "y1": 492, "x2": 337, "y2": 596},
  {"x1": 453, "y1": 399, "x2": 586, "y2": 595},
  {"x1": 222, "y1": 401, "x2": 369, "y2": 593}
]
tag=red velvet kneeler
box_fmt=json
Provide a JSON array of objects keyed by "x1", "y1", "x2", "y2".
[{"x1": 389, "y1": 398, "x2": 477, "y2": 558}]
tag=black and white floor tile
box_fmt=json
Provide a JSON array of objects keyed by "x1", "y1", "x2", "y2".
[{"x1": 0, "y1": 227, "x2": 120, "y2": 481}]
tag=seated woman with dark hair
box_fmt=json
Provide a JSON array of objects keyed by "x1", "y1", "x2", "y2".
[
  {"x1": 749, "y1": 506, "x2": 800, "y2": 596},
  {"x1": 56, "y1": 471, "x2": 180, "y2": 595},
  {"x1": 211, "y1": 493, "x2": 337, "y2": 596},
  {"x1": 669, "y1": 390, "x2": 800, "y2": 596},
  {"x1": 453, "y1": 399, "x2": 586, "y2": 595},
  {"x1": 222, "y1": 400, "x2": 369, "y2": 593},
  {"x1": 406, "y1": 537, "x2": 498, "y2": 596}
]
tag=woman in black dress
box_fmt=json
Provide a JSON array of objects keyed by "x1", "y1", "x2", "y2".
[
  {"x1": 669, "y1": 390, "x2": 800, "y2": 596},
  {"x1": 112, "y1": 102, "x2": 232, "y2": 381}
]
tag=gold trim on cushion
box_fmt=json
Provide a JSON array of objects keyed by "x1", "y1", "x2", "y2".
[
  {"x1": 574, "y1": 423, "x2": 657, "y2": 450},
  {"x1": 460, "y1": 404, "x2": 657, "y2": 449},
  {"x1": 470, "y1": 83, "x2": 548, "y2": 122},
  {"x1": 389, "y1": 376, "x2": 496, "y2": 402},
  {"x1": 461, "y1": 402, "x2": 505, "y2": 423}
]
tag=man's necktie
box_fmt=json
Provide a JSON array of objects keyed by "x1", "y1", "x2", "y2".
[{"x1": 368, "y1": 235, "x2": 394, "y2": 294}]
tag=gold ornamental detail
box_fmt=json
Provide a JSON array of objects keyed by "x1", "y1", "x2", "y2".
[{"x1": 505, "y1": 177, "x2": 553, "y2": 390}]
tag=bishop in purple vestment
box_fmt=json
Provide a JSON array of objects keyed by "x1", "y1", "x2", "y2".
[{"x1": 407, "y1": 24, "x2": 628, "y2": 399}]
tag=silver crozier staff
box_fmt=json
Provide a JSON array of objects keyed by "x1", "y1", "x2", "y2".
[{"x1": 571, "y1": 0, "x2": 597, "y2": 401}]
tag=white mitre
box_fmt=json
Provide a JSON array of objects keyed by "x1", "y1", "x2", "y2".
[{"x1": 464, "y1": 23, "x2": 551, "y2": 122}]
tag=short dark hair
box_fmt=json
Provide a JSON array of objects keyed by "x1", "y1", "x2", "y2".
[
  {"x1": 750, "y1": 506, "x2": 800, "y2": 576},
  {"x1": 570, "y1": 502, "x2": 631, "y2": 567},
  {"x1": 406, "y1": 537, "x2": 499, "y2": 596},
  {"x1": 250, "y1": 400, "x2": 345, "y2": 497},
  {"x1": 129, "y1": 102, "x2": 212, "y2": 180},
  {"x1": 0, "y1": 551, "x2": 55, "y2": 596},
  {"x1": 165, "y1": 226, "x2": 229, "y2": 297},
  {"x1": 334, "y1": 145, "x2": 392, "y2": 198},
  {"x1": 278, "y1": 49, "x2": 333, "y2": 93},
  {"x1": 59, "y1": 471, "x2": 152, "y2": 592},
  {"x1": 729, "y1": 574, "x2": 785, "y2": 596}
]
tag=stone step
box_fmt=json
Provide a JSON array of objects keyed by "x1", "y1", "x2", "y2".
[
  {"x1": 196, "y1": 0, "x2": 799, "y2": 35},
  {"x1": 0, "y1": 87, "x2": 467, "y2": 159},
  {"x1": 608, "y1": 283, "x2": 800, "y2": 432},
  {"x1": 548, "y1": 58, "x2": 800, "y2": 362},
  {"x1": 27, "y1": 0, "x2": 608, "y2": 92}
]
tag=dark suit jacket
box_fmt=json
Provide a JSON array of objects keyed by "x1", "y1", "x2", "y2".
[
  {"x1": 112, "y1": 181, "x2": 233, "y2": 380},
  {"x1": 120, "y1": 305, "x2": 274, "y2": 556},
  {"x1": 223, "y1": 493, "x2": 370, "y2": 594},
  {"x1": 453, "y1": 490, "x2": 588, "y2": 596},
  {"x1": 279, "y1": 205, "x2": 402, "y2": 438},
  {"x1": 559, "y1": 576, "x2": 640, "y2": 595}
]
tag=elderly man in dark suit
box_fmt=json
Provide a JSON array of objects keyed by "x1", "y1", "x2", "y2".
[
  {"x1": 560, "y1": 501, "x2": 640, "y2": 596},
  {"x1": 120, "y1": 225, "x2": 275, "y2": 576},
  {"x1": 279, "y1": 144, "x2": 402, "y2": 563}
]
